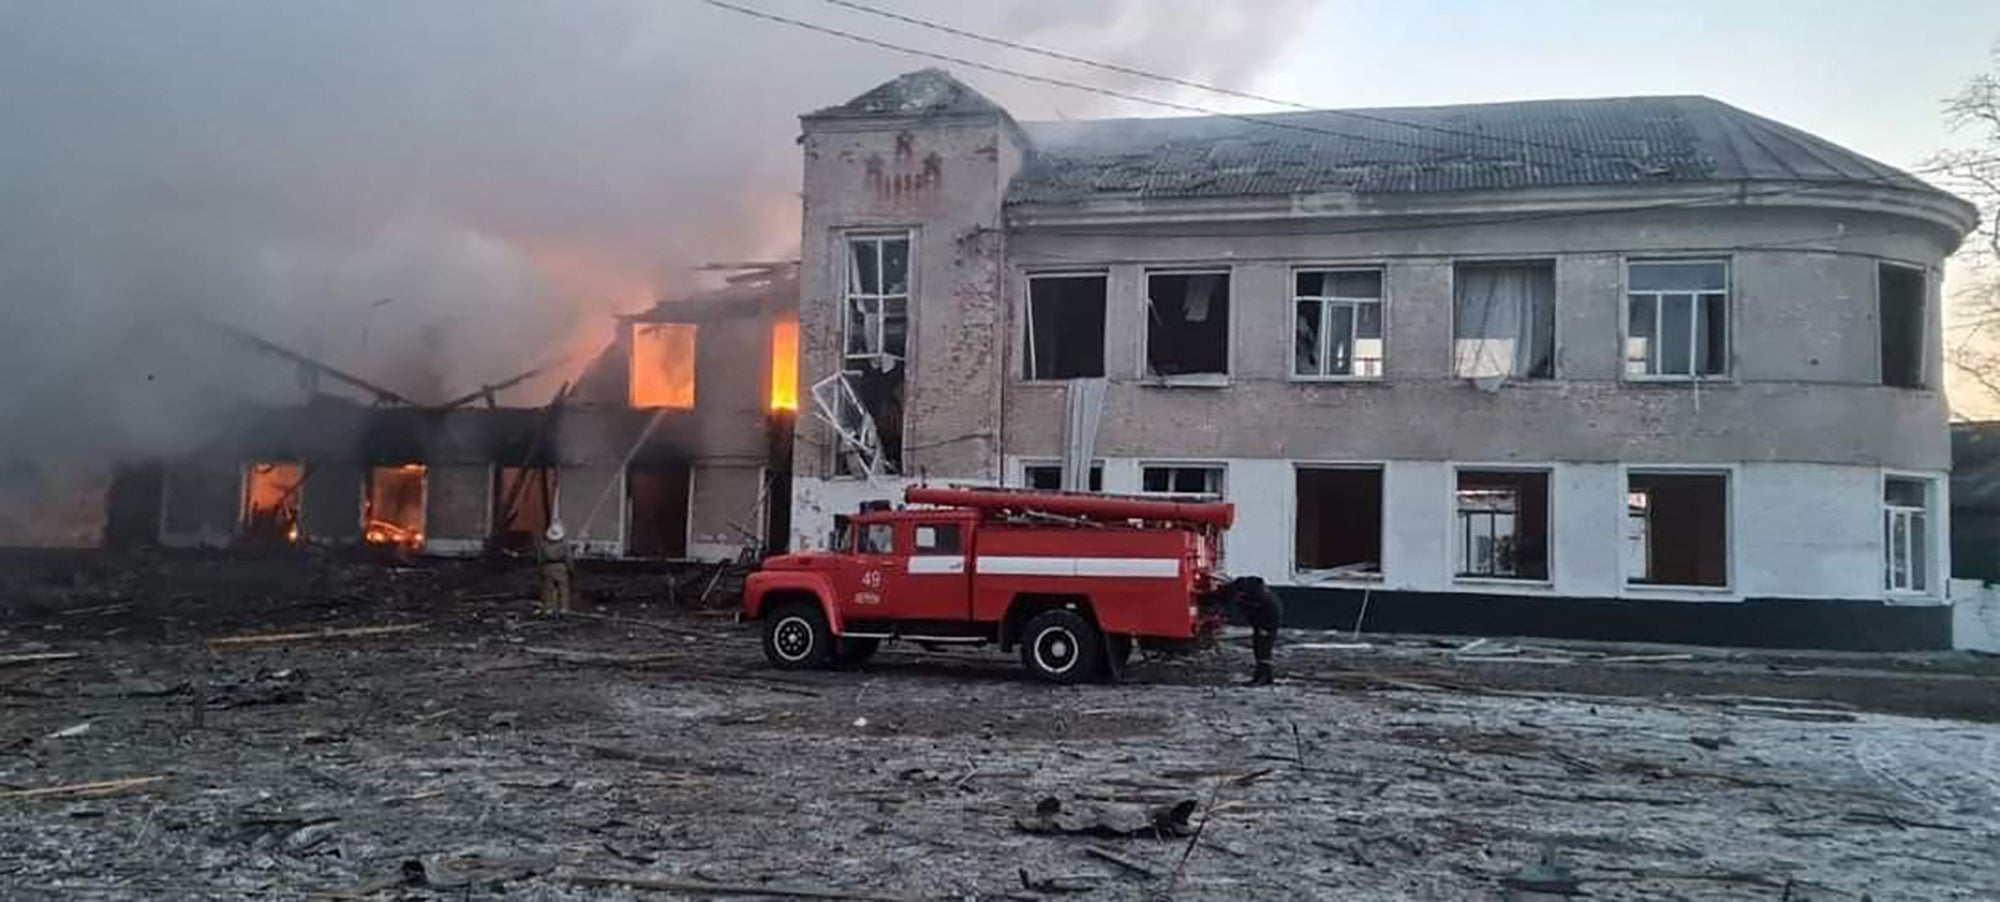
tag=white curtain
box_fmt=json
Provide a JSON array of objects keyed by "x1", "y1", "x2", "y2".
[{"x1": 1454, "y1": 264, "x2": 1553, "y2": 383}]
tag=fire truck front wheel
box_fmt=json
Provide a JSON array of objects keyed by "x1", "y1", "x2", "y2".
[
  {"x1": 763, "y1": 602, "x2": 833, "y2": 670},
  {"x1": 1020, "y1": 609, "x2": 1101, "y2": 685}
]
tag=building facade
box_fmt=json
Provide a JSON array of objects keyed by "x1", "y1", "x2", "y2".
[
  {"x1": 790, "y1": 70, "x2": 1978, "y2": 649},
  {"x1": 128, "y1": 267, "x2": 798, "y2": 561}
]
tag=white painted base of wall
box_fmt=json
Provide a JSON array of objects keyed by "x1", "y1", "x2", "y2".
[
  {"x1": 1951, "y1": 579, "x2": 2000, "y2": 652},
  {"x1": 987, "y1": 455, "x2": 1947, "y2": 606}
]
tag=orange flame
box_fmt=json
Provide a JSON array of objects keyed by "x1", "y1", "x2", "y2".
[
  {"x1": 630, "y1": 323, "x2": 698, "y2": 409},
  {"x1": 770, "y1": 317, "x2": 799, "y2": 412}
]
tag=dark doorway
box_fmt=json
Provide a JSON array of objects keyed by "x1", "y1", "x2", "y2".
[
  {"x1": 494, "y1": 466, "x2": 555, "y2": 550},
  {"x1": 628, "y1": 464, "x2": 692, "y2": 558}
]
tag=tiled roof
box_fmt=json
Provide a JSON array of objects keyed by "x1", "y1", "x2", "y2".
[
  {"x1": 1008, "y1": 95, "x2": 1939, "y2": 204},
  {"x1": 807, "y1": 68, "x2": 1009, "y2": 120}
]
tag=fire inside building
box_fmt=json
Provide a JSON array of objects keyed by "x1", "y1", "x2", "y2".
[
  {"x1": 80, "y1": 68, "x2": 1984, "y2": 651},
  {"x1": 106, "y1": 264, "x2": 800, "y2": 562}
]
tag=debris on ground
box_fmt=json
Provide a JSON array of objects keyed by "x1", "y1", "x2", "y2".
[{"x1": 2, "y1": 550, "x2": 1998, "y2": 899}]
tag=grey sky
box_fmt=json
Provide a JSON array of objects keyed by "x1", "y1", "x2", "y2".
[{"x1": 0, "y1": 0, "x2": 1994, "y2": 468}]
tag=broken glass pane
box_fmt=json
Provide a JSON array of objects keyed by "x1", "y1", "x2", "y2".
[
  {"x1": 1659, "y1": 293, "x2": 1694, "y2": 375},
  {"x1": 882, "y1": 238, "x2": 909, "y2": 295},
  {"x1": 881, "y1": 297, "x2": 907, "y2": 361},
  {"x1": 1294, "y1": 302, "x2": 1322, "y2": 375},
  {"x1": 1325, "y1": 304, "x2": 1355, "y2": 375},
  {"x1": 845, "y1": 297, "x2": 873, "y2": 358},
  {"x1": 849, "y1": 239, "x2": 879, "y2": 295},
  {"x1": 1698, "y1": 294, "x2": 1727, "y2": 374},
  {"x1": 1627, "y1": 295, "x2": 1655, "y2": 375}
]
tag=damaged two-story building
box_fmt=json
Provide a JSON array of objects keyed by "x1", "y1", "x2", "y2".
[
  {"x1": 118, "y1": 265, "x2": 801, "y2": 562},
  {"x1": 789, "y1": 70, "x2": 1979, "y2": 649}
]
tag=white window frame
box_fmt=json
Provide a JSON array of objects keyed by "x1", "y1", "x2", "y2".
[
  {"x1": 1882, "y1": 473, "x2": 1935, "y2": 596},
  {"x1": 842, "y1": 231, "x2": 913, "y2": 370},
  {"x1": 1291, "y1": 266, "x2": 1386, "y2": 381},
  {"x1": 1623, "y1": 258, "x2": 1730, "y2": 382},
  {"x1": 1140, "y1": 267, "x2": 1234, "y2": 384},
  {"x1": 1619, "y1": 465, "x2": 1736, "y2": 595},
  {"x1": 1138, "y1": 461, "x2": 1227, "y2": 499},
  {"x1": 1449, "y1": 466, "x2": 1554, "y2": 585}
]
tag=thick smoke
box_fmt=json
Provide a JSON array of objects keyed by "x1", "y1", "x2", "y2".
[{"x1": 0, "y1": 0, "x2": 1310, "y2": 537}]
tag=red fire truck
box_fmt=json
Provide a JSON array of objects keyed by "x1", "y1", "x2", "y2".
[{"x1": 742, "y1": 487, "x2": 1234, "y2": 683}]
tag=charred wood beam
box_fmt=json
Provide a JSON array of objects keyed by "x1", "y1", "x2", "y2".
[
  {"x1": 195, "y1": 314, "x2": 417, "y2": 406},
  {"x1": 432, "y1": 363, "x2": 552, "y2": 411}
]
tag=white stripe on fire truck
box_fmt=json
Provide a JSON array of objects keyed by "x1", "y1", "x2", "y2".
[
  {"x1": 905, "y1": 557, "x2": 967, "y2": 575},
  {"x1": 973, "y1": 556, "x2": 1180, "y2": 578}
]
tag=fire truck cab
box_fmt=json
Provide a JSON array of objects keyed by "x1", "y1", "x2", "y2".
[{"x1": 742, "y1": 487, "x2": 1233, "y2": 683}]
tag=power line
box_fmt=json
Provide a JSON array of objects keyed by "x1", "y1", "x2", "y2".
[
  {"x1": 706, "y1": 0, "x2": 1501, "y2": 158},
  {"x1": 816, "y1": 0, "x2": 1693, "y2": 167},
  {"x1": 706, "y1": 0, "x2": 1967, "y2": 243}
]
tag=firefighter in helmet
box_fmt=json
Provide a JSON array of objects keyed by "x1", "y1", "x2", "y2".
[
  {"x1": 1218, "y1": 575, "x2": 1284, "y2": 685},
  {"x1": 537, "y1": 521, "x2": 572, "y2": 614}
]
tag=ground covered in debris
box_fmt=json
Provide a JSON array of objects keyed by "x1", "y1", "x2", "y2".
[{"x1": 3, "y1": 552, "x2": 1999, "y2": 900}]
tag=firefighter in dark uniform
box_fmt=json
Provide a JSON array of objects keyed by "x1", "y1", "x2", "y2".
[{"x1": 1221, "y1": 575, "x2": 1284, "y2": 684}]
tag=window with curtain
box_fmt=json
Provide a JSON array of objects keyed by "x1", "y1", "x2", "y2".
[{"x1": 1452, "y1": 261, "x2": 1555, "y2": 380}]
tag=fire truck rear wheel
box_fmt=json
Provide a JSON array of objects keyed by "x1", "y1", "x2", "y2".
[
  {"x1": 1020, "y1": 609, "x2": 1101, "y2": 685},
  {"x1": 763, "y1": 602, "x2": 832, "y2": 670}
]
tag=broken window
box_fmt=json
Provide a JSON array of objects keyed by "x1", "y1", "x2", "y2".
[
  {"x1": 1146, "y1": 271, "x2": 1230, "y2": 377},
  {"x1": 630, "y1": 323, "x2": 697, "y2": 409},
  {"x1": 1294, "y1": 467, "x2": 1383, "y2": 577},
  {"x1": 1024, "y1": 462, "x2": 1103, "y2": 492},
  {"x1": 1294, "y1": 269, "x2": 1384, "y2": 378},
  {"x1": 1454, "y1": 261, "x2": 1554, "y2": 380},
  {"x1": 845, "y1": 234, "x2": 910, "y2": 368},
  {"x1": 1141, "y1": 464, "x2": 1224, "y2": 498},
  {"x1": 1627, "y1": 261, "x2": 1727, "y2": 378},
  {"x1": 1025, "y1": 274, "x2": 1107, "y2": 380},
  {"x1": 826, "y1": 233, "x2": 910, "y2": 476},
  {"x1": 1880, "y1": 264, "x2": 1926, "y2": 388},
  {"x1": 770, "y1": 317, "x2": 800, "y2": 411},
  {"x1": 1455, "y1": 470, "x2": 1549, "y2": 580},
  {"x1": 1626, "y1": 471, "x2": 1728, "y2": 587},
  {"x1": 627, "y1": 465, "x2": 691, "y2": 558},
  {"x1": 241, "y1": 461, "x2": 303, "y2": 544},
  {"x1": 1884, "y1": 477, "x2": 1930, "y2": 593},
  {"x1": 364, "y1": 465, "x2": 426, "y2": 549},
  {"x1": 494, "y1": 466, "x2": 556, "y2": 548}
]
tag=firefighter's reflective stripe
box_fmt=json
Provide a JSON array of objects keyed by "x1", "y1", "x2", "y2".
[
  {"x1": 906, "y1": 557, "x2": 967, "y2": 575},
  {"x1": 974, "y1": 556, "x2": 1180, "y2": 578}
]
